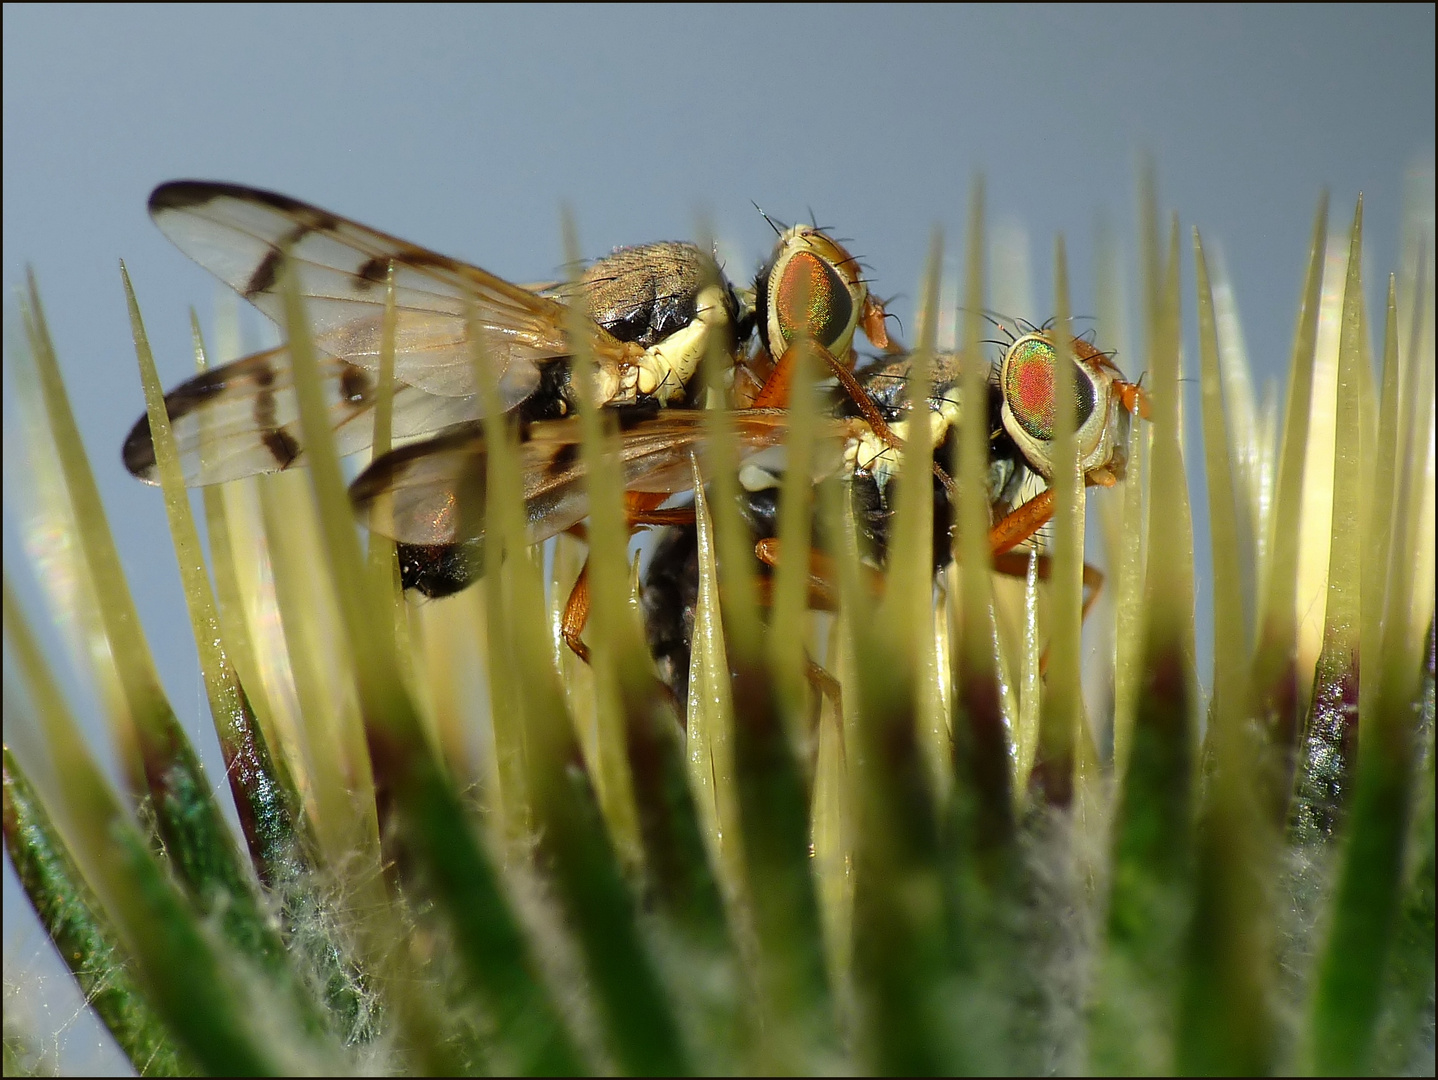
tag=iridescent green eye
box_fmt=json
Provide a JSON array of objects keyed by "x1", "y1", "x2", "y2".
[
  {"x1": 1003, "y1": 337, "x2": 1096, "y2": 441},
  {"x1": 774, "y1": 251, "x2": 852, "y2": 347}
]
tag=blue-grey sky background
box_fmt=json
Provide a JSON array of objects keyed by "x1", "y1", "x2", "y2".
[{"x1": 4, "y1": 5, "x2": 1433, "y2": 1072}]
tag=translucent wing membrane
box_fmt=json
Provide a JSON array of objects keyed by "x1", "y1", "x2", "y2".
[
  {"x1": 121, "y1": 345, "x2": 485, "y2": 485},
  {"x1": 350, "y1": 408, "x2": 838, "y2": 548},
  {"x1": 149, "y1": 181, "x2": 577, "y2": 398},
  {"x1": 129, "y1": 181, "x2": 666, "y2": 486}
]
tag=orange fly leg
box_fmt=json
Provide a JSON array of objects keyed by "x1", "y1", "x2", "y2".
[
  {"x1": 984, "y1": 490, "x2": 1057, "y2": 676},
  {"x1": 1080, "y1": 562, "x2": 1105, "y2": 622},
  {"x1": 753, "y1": 536, "x2": 850, "y2": 610},
  {"x1": 755, "y1": 337, "x2": 956, "y2": 499},
  {"x1": 990, "y1": 538, "x2": 1107, "y2": 676},
  {"x1": 988, "y1": 488, "x2": 1056, "y2": 556},
  {"x1": 752, "y1": 346, "x2": 800, "y2": 408},
  {"x1": 823, "y1": 345, "x2": 957, "y2": 498},
  {"x1": 755, "y1": 338, "x2": 893, "y2": 443},
  {"x1": 990, "y1": 549, "x2": 1044, "y2": 584},
  {"x1": 815, "y1": 343, "x2": 958, "y2": 498},
  {"x1": 749, "y1": 539, "x2": 846, "y2": 724},
  {"x1": 561, "y1": 492, "x2": 696, "y2": 663},
  {"x1": 755, "y1": 536, "x2": 890, "y2": 605},
  {"x1": 825, "y1": 349, "x2": 903, "y2": 448},
  {"x1": 560, "y1": 559, "x2": 593, "y2": 663}
]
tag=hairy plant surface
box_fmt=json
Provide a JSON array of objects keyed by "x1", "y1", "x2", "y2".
[{"x1": 3, "y1": 176, "x2": 1434, "y2": 1076}]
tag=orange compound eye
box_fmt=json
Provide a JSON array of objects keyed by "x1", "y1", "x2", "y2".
[
  {"x1": 774, "y1": 250, "x2": 853, "y2": 348},
  {"x1": 1003, "y1": 336, "x2": 1095, "y2": 442}
]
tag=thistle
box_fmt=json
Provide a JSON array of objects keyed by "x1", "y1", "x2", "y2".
[{"x1": 4, "y1": 171, "x2": 1433, "y2": 1075}]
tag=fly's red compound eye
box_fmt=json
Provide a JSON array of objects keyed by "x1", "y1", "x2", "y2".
[
  {"x1": 1003, "y1": 335, "x2": 1095, "y2": 441},
  {"x1": 774, "y1": 250, "x2": 853, "y2": 348},
  {"x1": 1005, "y1": 336, "x2": 1057, "y2": 440}
]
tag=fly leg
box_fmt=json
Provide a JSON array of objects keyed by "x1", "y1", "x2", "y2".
[
  {"x1": 753, "y1": 342, "x2": 957, "y2": 499},
  {"x1": 753, "y1": 536, "x2": 838, "y2": 608},
  {"x1": 730, "y1": 347, "x2": 775, "y2": 409},
  {"x1": 751, "y1": 537, "x2": 871, "y2": 723},
  {"x1": 986, "y1": 490, "x2": 1105, "y2": 672},
  {"x1": 990, "y1": 551, "x2": 1106, "y2": 623},
  {"x1": 559, "y1": 492, "x2": 697, "y2": 662},
  {"x1": 987, "y1": 489, "x2": 1103, "y2": 616},
  {"x1": 559, "y1": 557, "x2": 593, "y2": 663},
  {"x1": 752, "y1": 536, "x2": 895, "y2": 609},
  {"x1": 988, "y1": 488, "x2": 1054, "y2": 557}
]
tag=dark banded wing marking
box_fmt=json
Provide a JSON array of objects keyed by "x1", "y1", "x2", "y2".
[
  {"x1": 132, "y1": 180, "x2": 675, "y2": 486},
  {"x1": 122, "y1": 344, "x2": 484, "y2": 485},
  {"x1": 149, "y1": 181, "x2": 603, "y2": 402},
  {"x1": 349, "y1": 408, "x2": 833, "y2": 549}
]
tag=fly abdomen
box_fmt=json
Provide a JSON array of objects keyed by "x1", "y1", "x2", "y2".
[
  {"x1": 641, "y1": 524, "x2": 701, "y2": 701},
  {"x1": 396, "y1": 538, "x2": 485, "y2": 598}
]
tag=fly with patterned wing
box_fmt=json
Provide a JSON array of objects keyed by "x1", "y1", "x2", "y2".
[
  {"x1": 343, "y1": 213, "x2": 910, "y2": 603},
  {"x1": 123, "y1": 181, "x2": 748, "y2": 487},
  {"x1": 122, "y1": 182, "x2": 915, "y2": 608}
]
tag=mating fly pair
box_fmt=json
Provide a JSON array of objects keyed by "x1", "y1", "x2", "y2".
[
  {"x1": 121, "y1": 181, "x2": 897, "y2": 639},
  {"x1": 121, "y1": 182, "x2": 1148, "y2": 693}
]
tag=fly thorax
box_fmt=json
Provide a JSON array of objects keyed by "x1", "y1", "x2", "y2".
[
  {"x1": 636, "y1": 283, "x2": 730, "y2": 402},
  {"x1": 737, "y1": 446, "x2": 788, "y2": 494},
  {"x1": 589, "y1": 362, "x2": 624, "y2": 407},
  {"x1": 616, "y1": 364, "x2": 641, "y2": 401},
  {"x1": 930, "y1": 395, "x2": 962, "y2": 450},
  {"x1": 846, "y1": 417, "x2": 907, "y2": 491}
]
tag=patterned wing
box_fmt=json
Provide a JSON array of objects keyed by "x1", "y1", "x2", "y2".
[
  {"x1": 129, "y1": 180, "x2": 633, "y2": 485},
  {"x1": 349, "y1": 408, "x2": 822, "y2": 548},
  {"x1": 150, "y1": 181, "x2": 583, "y2": 398},
  {"x1": 121, "y1": 345, "x2": 485, "y2": 485}
]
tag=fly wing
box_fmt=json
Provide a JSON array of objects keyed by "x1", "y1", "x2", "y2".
[
  {"x1": 121, "y1": 344, "x2": 486, "y2": 486},
  {"x1": 132, "y1": 180, "x2": 649, "y2": 486},
  {"x1": 349, "y1": 408, "x2": 828, "y2": 548},
  {"x1": 149, "y1": 181, "x2": 588, "y2": 401}
]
